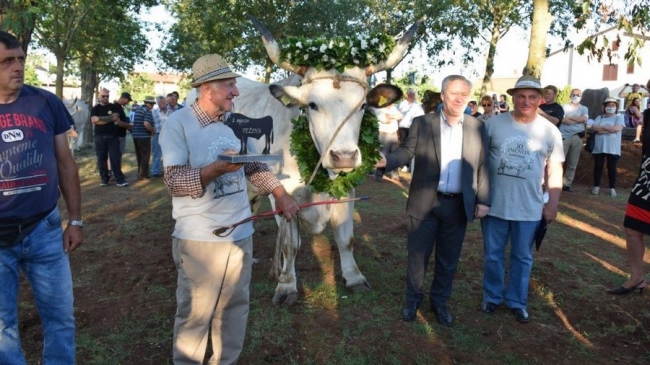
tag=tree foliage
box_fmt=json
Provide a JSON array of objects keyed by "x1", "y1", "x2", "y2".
[
  {"x1": 417, "y1": 1, "x2": 531, "y2": 94},
  {"x1": 160, "y1": 0, "x2": 421, "y2": 82},
  {"x1": 119, "y1": 73, "x2": 155, "y2": 102},
  {"x1": 1, "y1": 0, "x2": 157, "y2": 99},
  {"x1": 572, "y1": 0, "x2": 650, "y2": 66},
  {"x1": 23, "y1": 62, "x2": 39, "y2": 86},
  {"x1": 0, "y1": 0, "x2": 39, "y2": 53}
]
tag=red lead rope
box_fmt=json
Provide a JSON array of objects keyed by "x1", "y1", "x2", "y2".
[{"x1": 213, "y1": 196, "x2": 370, "y2": 237}]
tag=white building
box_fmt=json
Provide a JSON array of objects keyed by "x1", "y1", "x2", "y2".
[{"x1": 541, "y1": 26, "x2": 650, "y2": 93}]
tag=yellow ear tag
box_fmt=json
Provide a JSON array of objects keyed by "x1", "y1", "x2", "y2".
[
  {"x1": 280, "y1": 95, "x2": 292, "y2": 106},
  {"x1": 378, "y1": 96, "x2": 388, "y2": 107}
]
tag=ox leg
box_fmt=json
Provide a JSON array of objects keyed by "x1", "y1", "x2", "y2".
[
  {"x1": 270, "y1": 219, "x2": 301, "y2": 307},
  {"x1": 330, "y1": 191, "x2": 371, "y2": 292}
]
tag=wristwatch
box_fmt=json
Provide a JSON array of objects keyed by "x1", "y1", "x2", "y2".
[{"x1": 68, "y1": 220, "x2": 84, "y2": 229}]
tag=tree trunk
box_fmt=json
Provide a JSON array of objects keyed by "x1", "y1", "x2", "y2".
[
  {"x1": 524, "y1": 0, "x2": 553, "y2": 79},
  {"x1": 481, "y1": 22, "x2": 502, "y2": 95},
  {"x1": 79, "y1": 57, "x2": 96, "y2": 148},
  {"x1": 55, "y1": 53, "x2": 65, "y2": 97},
  {"x1": 80, "y1": 57, "x2": 96, "y2": 106}
]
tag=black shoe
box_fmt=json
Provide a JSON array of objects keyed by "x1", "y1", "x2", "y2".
[
  {"x1": 510, "y1": 308, "x2": 530, "y2": 323},
  {"x1": 481, "y1": 302, "x2": 499, "y2": 314},
  {"x1": 431, "y1": 304, "x2": 453, "y2": 327},
  {"x1": 402, "y1": 302, "x2": 419, "y2": 321},
  {"x1": 607, "y1": 279, "x2": 646, "y2": 295},
  {"x1": 562, "y1": 185, "x2": 573, "y2": 192}
]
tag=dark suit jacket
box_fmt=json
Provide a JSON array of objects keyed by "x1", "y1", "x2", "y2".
[{"x1": 385, "y1": 112, "x2": 490, "y2": 222}]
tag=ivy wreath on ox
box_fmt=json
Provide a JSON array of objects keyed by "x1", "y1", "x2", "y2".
[{"x1": 289, "y1": 111, "x2": 382, "y2": 199}]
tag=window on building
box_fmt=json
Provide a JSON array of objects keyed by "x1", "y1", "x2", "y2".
[
  {"x1": 612, "y1": 40, "x2": 620, "y2": 52},
  {"x1": 603, "y1": 64, "x2": 618, "y2": 81},
  {"x1": 627, "y1": 62, "x2": 634, "y2": 74}
]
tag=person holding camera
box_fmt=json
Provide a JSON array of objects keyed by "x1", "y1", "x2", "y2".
[{"x1": 618, "y1": 83, "x2": 648, "y2": 109}]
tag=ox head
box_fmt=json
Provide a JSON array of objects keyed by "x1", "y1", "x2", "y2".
[{"x1": 248, "y1": 14, "x2": 419, "y2": 177}]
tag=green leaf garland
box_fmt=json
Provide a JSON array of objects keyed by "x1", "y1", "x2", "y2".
[
  {"x1": 280, "y1": 34, "x2": 396, "y2": 73},
  {"x1": 289, "y1": 111, "x2": 381, "y2": 198}
]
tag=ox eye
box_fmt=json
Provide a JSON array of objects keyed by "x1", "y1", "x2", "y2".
[{"x1": 308, "y1": 102, "x2": 318, "y2": 111}]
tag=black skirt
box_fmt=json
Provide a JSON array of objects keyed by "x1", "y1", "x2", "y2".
[{"x1": 623, "y1": 153, "x2": 650, "y2": 235}]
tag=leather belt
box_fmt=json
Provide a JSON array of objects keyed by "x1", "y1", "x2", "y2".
[{"x1": 437, "y1": 191, "x2": 462, "y2": 199}]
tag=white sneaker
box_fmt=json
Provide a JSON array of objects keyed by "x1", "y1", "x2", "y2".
[
  {"x1": 591, "y1": 187, "x2": 599, "y2": 195},
  {"x1": 610, "y1": 188, "x2": 617, "y2": 197},
  {"x1": 116, "y1": 182, "x2": 129, "y2": 187}
]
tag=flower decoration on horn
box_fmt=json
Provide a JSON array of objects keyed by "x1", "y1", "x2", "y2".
[{"x1": 280, "y1": 34, "x2": 396, "y2": 73}]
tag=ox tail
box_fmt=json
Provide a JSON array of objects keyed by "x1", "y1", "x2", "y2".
[
  {"x1": 270, "y1": 228, "x2": 284, "y2": 281},
  {"x1": 269, "y1": 219, "x2": 299, "y2": 282}
]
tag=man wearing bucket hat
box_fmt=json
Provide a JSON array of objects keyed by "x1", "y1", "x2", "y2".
[
  {"x1": 480, "y1": 75, "x2": 564, "y2": 323},
  {"x1": 159, "y1": 53, "x2": 299, "y2": 364}
]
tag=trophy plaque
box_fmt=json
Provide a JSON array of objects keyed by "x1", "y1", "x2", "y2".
[{"x1": 218, "y1": 112, "x2": 281, "y2": 163}]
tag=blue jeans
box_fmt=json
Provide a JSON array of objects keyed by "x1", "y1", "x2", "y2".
[
  {"x1": 0, "y1": 208, "x2": 75, "y2": 364},
  {"x1": 481, "y1": 215, "x2": 539, "y2": 310},
  {"x1": 150, "y1": 134, "x2": 162, "y2": 176}
]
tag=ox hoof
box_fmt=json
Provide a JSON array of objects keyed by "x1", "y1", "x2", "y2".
[
  {"x1": 272, "y1": 291, "x2": 298, "y2": 307},
  {"x1": 349, "y1": 281, "x2": 372, "y2": 293}
]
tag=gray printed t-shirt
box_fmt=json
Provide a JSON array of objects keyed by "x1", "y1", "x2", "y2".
[{"x1": 485, "y1": 112, "x2": 565, "y2": 221}]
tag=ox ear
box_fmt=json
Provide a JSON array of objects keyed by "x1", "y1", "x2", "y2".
[
  {"x1": 269, "y1": 84, "x2": 305, "y2": 108},
  {"x1": 421, "y1": 90, "x2": 442, "y2": 113},
  {"x1": 366, "y1": 83, "x2": 403, "y2": 108}
]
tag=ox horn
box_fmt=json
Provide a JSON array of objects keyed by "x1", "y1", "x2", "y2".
[
  {"x1": 62, "y1": 96, "x2": 78, "y2": 108},
  {"x1": 247, "y1": 14, "x2": 306, "y2": 76},
  {"x1": 365, "y1": 17, "x2": 424, "y2": 76}
]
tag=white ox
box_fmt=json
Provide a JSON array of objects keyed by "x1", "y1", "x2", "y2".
[
  {"x1": 62, "y1": 98, "x2": 90, "y2": 152},
  {"x1": 190, "y1": 16, "x2": 419, "y2": 306}
]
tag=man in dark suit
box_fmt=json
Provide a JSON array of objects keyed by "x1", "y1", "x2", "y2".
[{"x1": 377, "y1": 75, "x2": 490, "y2": 327}]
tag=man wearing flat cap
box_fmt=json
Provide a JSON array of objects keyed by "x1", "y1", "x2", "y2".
[
  {"x1": 480, "y1": 75, "x2": 564, "y2": 324},
  {"x1": 159, "y1": 53, "x2": 299, "y2": 364}
]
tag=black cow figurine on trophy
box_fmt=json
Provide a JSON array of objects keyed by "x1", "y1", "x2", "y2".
[{"x1": 217, "y1": 112, "x2": 281, "y2": 163}]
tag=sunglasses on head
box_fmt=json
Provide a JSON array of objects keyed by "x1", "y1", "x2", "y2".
[{"x1": 571, "y1": 94, "x2": 581, "y2": 97}]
